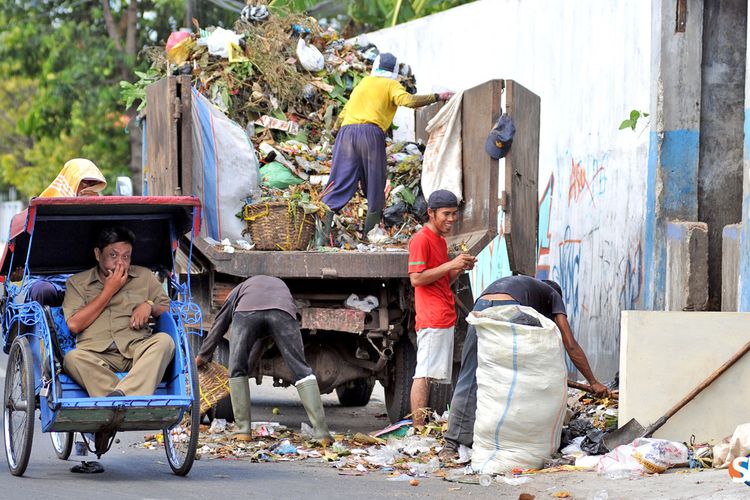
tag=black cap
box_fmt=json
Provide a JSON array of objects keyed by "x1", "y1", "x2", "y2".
[
  {"x1": 428, "y1": 189, "x2": 459, "y2": 210},
  {"x1": 378, "y1": 52, "x2": 397, "y2": 72}
]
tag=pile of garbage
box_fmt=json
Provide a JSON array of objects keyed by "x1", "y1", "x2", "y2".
[
  {"x1": 138, "y1": 415, "x2": 451, "y2": 483},
  {"x1": 136, "y1": 10, "x2": 428, "y2": 249}
]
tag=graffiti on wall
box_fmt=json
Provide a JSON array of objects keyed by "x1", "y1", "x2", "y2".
[
  {"x1": 536, "y1": 175, "x2": 554, "y2": 280},
  {"x1": 537, "y1": 153, "x2": 644, "y2": 379},
  {"x1": 568, "y1": 157, "x2": 607, "y2": 206},
  {"x1": 551, "y1": 226, "x2": 582, "y2": 320}
]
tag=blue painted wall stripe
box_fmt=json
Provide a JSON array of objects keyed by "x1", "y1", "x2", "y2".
[
  {"x1": 643, "y1": 129, "x2": 700, "y2": 310},
  {"x1": 740, "y1": 110, "x2": 750, "y2": 310},
  {"x1": 642, "y1": 132, "x2": 659, "y2": 309}
]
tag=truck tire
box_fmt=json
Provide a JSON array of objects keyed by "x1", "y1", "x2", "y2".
[
  {"x1": 211, "y1": 338, "x2": 235, "y2": 422},
  {"x1": 335, "y1": 378, "x2": 375, "y2": 407},
  {"x1": 385, "y1": 339, "x2": 416, "y2": 423},
  {"x1": 428, "y1": 362, "x2": 461, "y2": 416}
]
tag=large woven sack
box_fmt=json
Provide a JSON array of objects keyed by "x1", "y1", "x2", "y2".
[{"x1": 468, "y1": 304, "x2": 567, "y2": 474}]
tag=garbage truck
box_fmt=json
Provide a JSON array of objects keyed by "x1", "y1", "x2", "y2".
[{"x1": 144, "y1": 76, "x2": 540, "y2": 422}]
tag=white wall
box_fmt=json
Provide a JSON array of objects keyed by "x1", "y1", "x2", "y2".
[{"x1": 367, "y1": 0, "x2": 652, "y2": 379}]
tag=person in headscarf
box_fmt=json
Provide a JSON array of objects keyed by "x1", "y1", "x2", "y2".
[
  {"x1": 318, "y1": 53, "x2": 454, "y2": 244},
  {"x1": 39, "y1": 158, "x2": 107, "y2": 198},
  {"x1": 29, "y1": 158, "x2": 108, "y2": 306}
]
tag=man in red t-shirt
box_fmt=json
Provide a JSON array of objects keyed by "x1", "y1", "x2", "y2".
[{"x1": 408, "y1": 190, "x2": 476, "y2": 428}]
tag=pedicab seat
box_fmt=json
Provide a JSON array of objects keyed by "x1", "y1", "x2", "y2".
[{"x1": 45, "y1": 306, "x2": 179, "y2": 405}]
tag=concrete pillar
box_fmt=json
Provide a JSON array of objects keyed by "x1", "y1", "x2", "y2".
[
  {"x1": 665, "y1": 222, "x2": 709, "y2": 311},
  {"x1": 741, "y1": 0, "x2": 750, "y2": 311},
  {"x1": 722, "y1": 223, "x2": 741, "y2": 311},
  {"x1": 643, "y1": 0, "x2": 704, "y2": 310},
  {"x1": 698, "y1": 0, "x2": 747, "y2": 310}
]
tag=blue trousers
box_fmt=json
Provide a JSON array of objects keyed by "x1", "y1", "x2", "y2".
[
  {"x1": 444, "y1": 299, "x2": 519, "y2": 448},
  {"x1": 322, "y1": 123, "x2": 387, "y2": 212}
]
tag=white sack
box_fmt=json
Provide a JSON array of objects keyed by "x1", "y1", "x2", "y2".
[
  {"x1": 421, "y1": 91, "x2": 464, "y2": 202},
  {"x1": 468, "y1": 305, "x2": 567, "y2": 474},
  {"x1": 713, "y1": 423, "x2": 750, "y2": 468},
  {"x1": 191, "y1": 88, "x2": 260, "y2": 241}
]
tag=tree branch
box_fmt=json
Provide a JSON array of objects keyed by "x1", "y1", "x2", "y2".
[{"x1": 101, "y1": 0, "x2": 123, "y2": 52}]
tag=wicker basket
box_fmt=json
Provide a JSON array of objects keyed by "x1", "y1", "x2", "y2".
[
  {"x1": 243, "y1": 201, "x2": 316, "y2": 251},
  {"x1": 197, "y1": 361, "x2": 231, "y2": 415}
]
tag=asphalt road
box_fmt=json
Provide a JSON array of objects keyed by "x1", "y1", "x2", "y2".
[{"x1": 1, "y1": 356, "x2": 747, "y2": 499}]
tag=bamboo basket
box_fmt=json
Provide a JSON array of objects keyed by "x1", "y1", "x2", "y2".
[
  {"x1": 197, "y1": 361, "x2": 231, "y2": 415},
  {"x1": 243, "y1": 201, "x2": 315, "y2": 251}
]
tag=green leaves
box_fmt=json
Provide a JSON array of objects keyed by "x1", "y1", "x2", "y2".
[
  {"x1": 120, "y1": 68, "x2": 161, "y2": 111},
  {"x1": 619, "y1": 109, "x2": 649, "y2": 131}
]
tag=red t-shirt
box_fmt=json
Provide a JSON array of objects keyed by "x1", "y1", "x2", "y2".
[{"x1": 408, "y1": 226, "x2": 456, "y2": 331}]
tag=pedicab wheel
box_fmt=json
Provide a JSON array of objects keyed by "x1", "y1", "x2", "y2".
[
  {"x1": 50, "y1": 432, "x2": 73, "y2": 460},
  {"x1": 3, "y1": 336, "x2": 35, "y2": 476},
  {"x1": 164, "y1": 353, "x2": 200, "y2": 476}
]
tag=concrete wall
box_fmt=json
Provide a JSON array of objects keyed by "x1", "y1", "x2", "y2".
[
  {"x1": 741, "y1": 0, "x2": 750, "y2": 311},
  {"x1": 620, "y1": 311, "x2": 750, "y2": 444},
  {"x1": 698, "y1": 0, "x2": 747, "y2": 310},
  {"x1": 366, "y1": 0, "x2": 652, "y2": 379},
  {"x1": 643, "y1": 0, "x2": 704, "y2": 313}
]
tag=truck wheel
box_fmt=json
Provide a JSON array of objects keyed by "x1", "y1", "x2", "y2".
[
  {"x1": 335, "y1": 378, "x2": 375, "y2": 407},
  {"x1": 385, "y1": 339, "x2": 416, "y2": 423},
  {"x1": 428, "y1": 362, "x2": 460, "y2": 416},
  {"x1": 211, "y1": 338, "x2": 235, "y2": 422}
]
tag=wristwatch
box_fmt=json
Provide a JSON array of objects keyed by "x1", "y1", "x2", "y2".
[{"x1": 145, "y1": 299, "x2": 155, "y2": 313}]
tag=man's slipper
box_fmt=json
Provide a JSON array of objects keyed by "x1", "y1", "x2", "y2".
[{"x1": 70, "y1": 461, "x2": 105, "y2": 473}]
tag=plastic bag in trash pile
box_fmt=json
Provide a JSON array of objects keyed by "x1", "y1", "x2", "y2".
[{"x1": 596, "y1": 438, "x2": 688, "y2": 475}]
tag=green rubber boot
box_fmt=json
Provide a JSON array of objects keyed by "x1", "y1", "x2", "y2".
[
  {"x1": 315, "y1": 210, "x2": 334, "y2": 247},
  {"x1": 228, "y1": 377, "x2": 252, "y2": 441},
  {"x1": 363, "y1": 210, "x2": 383, "y2": 236},
  {"x1": 296, "y1": 375, "x2": 332, "y2": 445}
]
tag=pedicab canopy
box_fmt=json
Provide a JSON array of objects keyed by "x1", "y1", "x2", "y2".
[{"x1": 0, "y1": 196, "x2": 201, "y2": 276}]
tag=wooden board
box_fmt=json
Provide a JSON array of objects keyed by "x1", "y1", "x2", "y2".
[
  {"x1": 453, "y1": 80, "x2": 502, "y2": 255},
  {"x1": 504, "y1": 80, "x2": 540, "y2": 277},
  {"x1": 145, "y1": 77, "x2": 178, "y2": 195},
  {"x1": 145, "y1": 76, "x2": 193, "y2": 196}
]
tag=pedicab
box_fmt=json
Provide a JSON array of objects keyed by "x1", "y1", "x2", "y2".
[{"x1": 0, "y1": 196, "x2": 203, "y2": 476}]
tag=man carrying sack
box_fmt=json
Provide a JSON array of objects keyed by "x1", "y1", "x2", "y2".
[{"x1": 195, "y1": 275, "x2": 332, "y2": 444}]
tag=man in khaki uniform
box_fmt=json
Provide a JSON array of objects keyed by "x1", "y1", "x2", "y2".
[{"x1": 62, "y1": 226, "x2": 174, "y2": 397}]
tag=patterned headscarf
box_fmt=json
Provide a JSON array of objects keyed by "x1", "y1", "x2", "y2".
[{"x1": 39, "y1": 158, "x2": 107, "y2": 198}]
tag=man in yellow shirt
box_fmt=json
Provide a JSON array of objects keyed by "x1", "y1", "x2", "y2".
[{"x1": 319, "y1": 53, "x2": 453, "y2": 244}]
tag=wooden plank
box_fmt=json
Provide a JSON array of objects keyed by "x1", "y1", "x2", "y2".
[
  {"x1": 177, "y1": 75, "x2": 193, "y2": 196},
  {"x1": 504, "y1": 80, "x2": 540, "y2": 277},
  {"x1": 452, "y1": 80, "x2": 502, "y2": 254},
  {"x1": 145, "y1": 77, "x2": 179, "y2": 195}
]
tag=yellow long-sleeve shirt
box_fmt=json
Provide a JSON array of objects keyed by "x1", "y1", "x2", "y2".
[{"x1": 338, "y1": 76, "x2": 438, "y2": 132}]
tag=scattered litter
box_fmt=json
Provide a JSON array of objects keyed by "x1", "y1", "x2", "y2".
[
  {"x1": 479, "y1": 474, "x2": 493, "y2": 487},
  {"x1": 550, "y1": 491, "x2": 572, "y2": 498},
  {"x1": 596, "y1": 438, "x2": 687, "y2": 475},
  {"x1": 502, "y1": 476, "x2": 533, "y2": 485},
  {"x1": 386, "y1": 474, "x2": 413, "y2": 482},
  {"x1": 457, "y1": 444, "x2": 472, "y2": 464},
  {"x1": 409, "y1": 479, "x2": 420, "y2": 487},
  {"x1": 274, "y1": 440, "x2": 298, "y2": 455},
  {"x1": 209, "y1": 418, "x2": 227, "y2": 434},
  {"x1": 345, "y1": 294, "x2": 379, "y2": 313},
  {"x1": 371, "y1": 420, "x2": 412, "y2": 439}
]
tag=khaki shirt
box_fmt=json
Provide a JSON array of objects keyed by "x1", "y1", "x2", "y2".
[{"x1": 63, "y1": 265, "x2": 170, "y2": 353}]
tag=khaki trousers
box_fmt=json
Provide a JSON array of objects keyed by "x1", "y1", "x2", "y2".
[{"x1": 63, "y1": 332, "x2": 175, "y2": 397}]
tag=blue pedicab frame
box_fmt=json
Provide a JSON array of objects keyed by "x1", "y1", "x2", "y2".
[{"x1": 0, "y1": 196, "x2": 203, "y2": 477}]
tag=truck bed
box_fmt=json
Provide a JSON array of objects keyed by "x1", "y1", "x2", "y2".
[{"x1": 195, "y1": 237, "x2": 409, "y2": 278}]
